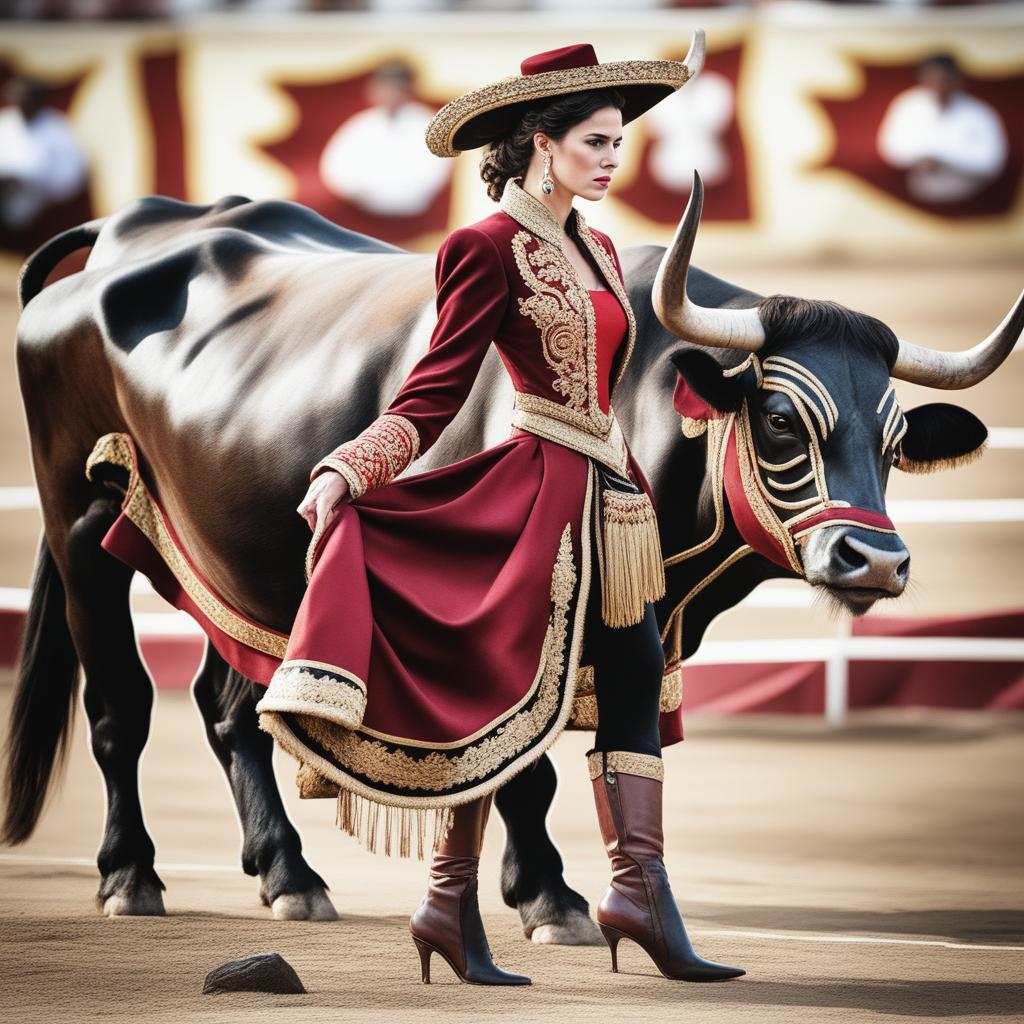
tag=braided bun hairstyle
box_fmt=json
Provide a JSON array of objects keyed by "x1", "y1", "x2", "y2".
[{"x1": 479, "y1": 88, "x2": 626, "y2": 203}]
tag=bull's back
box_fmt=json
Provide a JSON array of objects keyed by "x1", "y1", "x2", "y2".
[{"x1": 18, "y1": 199, "x2": 436, "y2": 627}]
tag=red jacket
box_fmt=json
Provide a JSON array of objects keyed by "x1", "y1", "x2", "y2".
[{"x1": 313, "y1": 176, "x2": 638, "y2": 499}]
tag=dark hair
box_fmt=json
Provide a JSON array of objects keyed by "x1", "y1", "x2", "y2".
[
  {"x1": 480, "y1": 88, "x2": 626, "y2": 203},
  {"x1": 917, "y1": 52, "x2": 960, "y2": 77},
  {"x1": 757, "y1": 295, "x2": 899, "y2": 367},
  {"x1": 372, "y1": 60, "x2": 415, "y2": 86}
]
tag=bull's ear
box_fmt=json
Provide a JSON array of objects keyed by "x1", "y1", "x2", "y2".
[
  {"x1": 669, "y1": 349, "x2": 745, "y2": 414},
  {"x1": 898, "y1": 403, "x2": 988, "y2": 474}
]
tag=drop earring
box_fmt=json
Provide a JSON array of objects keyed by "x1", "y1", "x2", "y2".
[{"x1": 541, "y1": 153, "x2": 554, "y2": 195}]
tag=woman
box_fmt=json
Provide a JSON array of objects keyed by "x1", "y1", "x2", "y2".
[{"x1": 254, "y1": 37, "x2": 744, "y2": 987}]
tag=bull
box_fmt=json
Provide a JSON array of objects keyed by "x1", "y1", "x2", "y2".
[{"x1": 4, "y1": 176, "x2": 1020, "y2": 941}]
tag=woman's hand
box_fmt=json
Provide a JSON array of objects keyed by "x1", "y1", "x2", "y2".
[{"x1": 297, "y1": 471, "x2": 350, "y2": 534}]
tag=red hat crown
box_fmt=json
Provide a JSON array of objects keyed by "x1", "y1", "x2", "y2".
[{"x1": 520, "y1": 43, "x2": 599, "y2": 77}]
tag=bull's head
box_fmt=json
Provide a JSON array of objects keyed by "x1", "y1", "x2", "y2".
[{"x1": 653, "y1": 174, "x2": 1024, "y2": 616}]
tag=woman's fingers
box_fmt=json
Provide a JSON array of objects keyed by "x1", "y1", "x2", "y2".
[
  {"x1": 296, "y1": 471, "x2": 349, "y2": 533},
  {"x1": 297, "y1": 485, "x2": 322, "y2": 532},
  {"x1": 316, "y1": 489, "x2": 337, "y2": 532}
]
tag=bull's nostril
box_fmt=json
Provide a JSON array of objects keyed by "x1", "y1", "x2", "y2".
[
  {"x1": 897, "y1": 556, "x2": 910, "y2": 582},
  {"x1": 833, "y1": 537, "x2": 867, "y2": 574}
]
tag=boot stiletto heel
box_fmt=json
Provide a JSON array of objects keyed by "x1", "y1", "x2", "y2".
[
  {"x1": 599, "y1": 924, "x2": 623, "y2": 972},
  {"x1": 413, "y1": 936, "x2": 433, "y2": 983}
]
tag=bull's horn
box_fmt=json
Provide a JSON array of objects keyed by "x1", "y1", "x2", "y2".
[
  {"x1": 683, "y1": 28, "x2": 706, "y2": 82},
  {"x1": 652, "y1": 171, "x2": 766, "y2": 352},
  {"x1": 891, "y1": 288, "x2": 1024, "y2": 389}
]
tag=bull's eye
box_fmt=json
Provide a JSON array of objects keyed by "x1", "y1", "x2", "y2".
[
  {"x1": 892, "y1": 443, "x2": 902, "y2": 467},
  {"x1": 766, "y1": 412, "x2": 792, "y2": 434}
]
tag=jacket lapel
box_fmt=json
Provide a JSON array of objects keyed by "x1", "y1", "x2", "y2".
[{"x1": 498, "y1": 178, "x2": 636, "y2": 430}]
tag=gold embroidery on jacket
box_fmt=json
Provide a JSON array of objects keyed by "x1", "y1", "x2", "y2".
[
  {"x1": 511, "y1": 230, "x2": 591, "y2": 414},
  {"x1": 500, "y1": 178, "x2": 637, "y2": 434}
]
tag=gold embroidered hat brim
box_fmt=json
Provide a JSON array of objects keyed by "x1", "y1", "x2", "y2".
[{"x1": 425, "y1": 32, "x2": 705, "y2": 158}]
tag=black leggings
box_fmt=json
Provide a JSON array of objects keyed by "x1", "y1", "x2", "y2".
[{"x1": 578, "y1": 526, "x2": 665, "y2": 758}]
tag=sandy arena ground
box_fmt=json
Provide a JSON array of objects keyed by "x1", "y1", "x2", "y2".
[
  {"x1": 1, "y1": 261, "x2": 1023, "y2": 1023},
  {"x1": 1, "y1": 683, "x2": 1022, "y2": 1024}
]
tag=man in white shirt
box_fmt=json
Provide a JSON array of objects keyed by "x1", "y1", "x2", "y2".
[
  {"x1": 319, "y1": 61, "x2": 452, "y2": 218},
  {"x1": 0, "y1": 77, "x2": 89, "y2": 230},
  {"x1": 877, "y1": 53, "x2": 1008, "y2": 205},
  {"x1": 644, "y1": 68, "x2": 735, "y2": 191}
]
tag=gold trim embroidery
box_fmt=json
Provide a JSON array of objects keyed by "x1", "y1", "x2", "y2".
[
  {"x1": 312, "y1": 413, "x2": 421, "y2": 500},
  {"x1": 297, "y1": 763, "x2": 340, "y2": 799},
  {"x1": 575, "y1": 663, "x2": 595, "y2": 694},
  {"x1": 570, "y1": 692, "x2": 598, "y2": 729},
  {"x1": 660, "y1": 661, "x2": 683, "y2": 713},
  {"x1": 500, "y1": 175, "x2": 576, "y2": 248},
  {"x1": 569, "y1": 663, "x2": 596, "y2": 728},
  {"x1": 425, "y1": 60, "x2": 693, "y2": 158},
  {"x1": 511, "y1": 396, "x2": 629, "y2": 476},
  {"x1": 586, "y1": 749, "x2": 665, "y2": 782},
  {"x1": 256, "y1": 460, "x2": 595, "y2": 809},
  {"x1": 512, "y1": 229, "x2": 592, "y2": 414},
  {"x1": 86, "y1": 433, "x2": 289, "y2": 659},
  {"x1": 85, "y1": 432, "x2": 136, "y2": 488},
  {"x1": 579, "y1": 225, "x2": 637, "y2": 395},
  {"x1": 256, "y1": 661, "x2": 367, "y2": 730}
]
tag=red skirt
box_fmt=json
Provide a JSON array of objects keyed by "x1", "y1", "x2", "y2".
[{"x1": 92, "y1": 428, "x2": 682, "y2": 858}]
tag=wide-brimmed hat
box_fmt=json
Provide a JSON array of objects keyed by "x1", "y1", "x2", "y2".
[{"x1": 424, "y1": 31, "x2": 705, "y2": 158}]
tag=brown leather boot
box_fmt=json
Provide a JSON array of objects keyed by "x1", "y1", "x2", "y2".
[
  {"x1": 589, "y1": 750, "x2": 745, "y2": 982},
  {"x1": 409, "y1": 794, "x2": 531, "y2": 985}
]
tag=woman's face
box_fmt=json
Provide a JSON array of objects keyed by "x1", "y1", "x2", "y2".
[{"x1": 537, "y1": 105, "x2": 623, "y2": 202}]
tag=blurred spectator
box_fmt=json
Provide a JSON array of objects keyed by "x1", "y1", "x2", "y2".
[
  {"x1": 644, "y1": 67, "x2": 735, "y2": 189},
  {"x1": 318, "y1": 59, "x2": 451, "y2": 217},
  {"x1": 0, "y1": 76, "x2": 88, "y2": 231},
  {"x1": 877, "y1": 52, "x2": 1008, "y2": 204}
]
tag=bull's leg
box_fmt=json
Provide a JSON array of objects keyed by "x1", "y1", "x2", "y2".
[
  {"x1": 192, "y1": 646, "x2": 337, "y2": 921},
  {"x1": 495, "y1": 754, "x2": 602, "y2": 945},
  {"x1": 64, "y1": 498, "x2": 165, "y2": 916}
]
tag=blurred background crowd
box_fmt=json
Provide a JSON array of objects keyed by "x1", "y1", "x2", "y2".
[
  {"x1": 1, "y1": 1, "x2": 1015, "y2": 21},
  {"x1": 1, "y1": 3, "x2": 1021, "y2": 261}
]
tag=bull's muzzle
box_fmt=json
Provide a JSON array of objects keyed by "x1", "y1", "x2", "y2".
[{"x1": 802, "y1": 526, "x2": 910, "y2": 613}]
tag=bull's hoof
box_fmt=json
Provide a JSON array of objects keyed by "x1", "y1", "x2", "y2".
[
  {"x1": 269, "y1": 889, "x2": 338, "y2": 921},
  {"x1": 99, "y1": 886, "x2": 166, "y2": 917},
  {"x1": 97, "y1": 866, "x2": 166, "y2": 916},
  {"x1": 529, "y1": 910, "x2": 603, "y2": 946}
]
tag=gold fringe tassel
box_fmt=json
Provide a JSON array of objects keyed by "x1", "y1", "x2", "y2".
[
  {"x1": 600, "y1": 489, "x2": 666, "y2": 629},
  {"x1": 681, "y1": 416, "x2": 708, "y2": 438},
  {"x1": 335, "y1": 788, "x2": 454, "y2": 860}
]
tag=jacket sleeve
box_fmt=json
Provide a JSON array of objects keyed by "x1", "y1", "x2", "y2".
[{"x1": 311, "y1": 226, "x2": 509, "y2": 499}]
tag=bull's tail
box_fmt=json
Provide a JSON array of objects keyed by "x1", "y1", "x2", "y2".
[
  {"x1": 1, "y1": 537, "x2": 81, "y2": 845},
  {"x1": 17, "y1": 217, "x2": 107, "y2": 311}
]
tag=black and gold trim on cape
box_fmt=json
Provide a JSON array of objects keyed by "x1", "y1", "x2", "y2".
[
  {"x1": 256, "y1": 461, "x2": 596, "y2": 859},
  {"x1": 85, "y1": 432, "x2": 289, "y2": 659}
]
